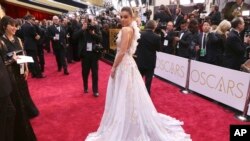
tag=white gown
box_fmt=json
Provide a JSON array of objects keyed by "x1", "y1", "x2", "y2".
[{"x1": 85, "y1": 21, "x2": 192, "y2": 141}]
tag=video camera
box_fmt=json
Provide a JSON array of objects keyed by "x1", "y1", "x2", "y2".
[
  {"x1": 93, "y1": 44, "x2": 104, "y2": 52},
  {"x1": 87, "y1": 24, "x2": 96, "y2": 31}
]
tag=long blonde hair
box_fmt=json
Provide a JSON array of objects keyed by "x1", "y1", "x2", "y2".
[{"x1": 213, "y1": 20, "x2": 231, "y2": 37}]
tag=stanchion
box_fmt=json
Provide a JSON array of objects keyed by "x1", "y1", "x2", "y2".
[
  {"x1": 181, "y1": 59, "x2": 191, "y2": 94},
  {"x1": 235, "y1": 80, "x2": 250, "y2": 122}
]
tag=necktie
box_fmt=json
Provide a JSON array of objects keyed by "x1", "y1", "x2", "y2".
[
  {"x1": 202, "y1": 33, "x2": 207, "y2": 49},
  {"x1": 200, "y1": 33, "x2": 207, "y2": 56}
]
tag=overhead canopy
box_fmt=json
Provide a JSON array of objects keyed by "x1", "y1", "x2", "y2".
[
  {"x1": 54, "y1": 0, "x2": 88, "y2": 9},
  {"x1": 21, "y1": 0, "x2": 80, "y2": 12},
  {"x1": 4, "y1": 0, "x2": 64, "y2": 14}
]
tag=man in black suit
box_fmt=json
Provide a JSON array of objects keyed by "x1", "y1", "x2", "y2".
[
  {"x1": 135, "y1": 20, "x2": 161, "y2": 95},
  {"x1": 196, "y1": 21, "x2": 218, "y2": 64},
  {"x1": 224, "y1": 17, "x2": 247, "y2": 70},
  {"x1": 161, "y1": 21, "x2": 176, "y2": 54},
  {"x1": 0, "y1": 48, "x2": 15, "y2": 141},
  {"x1": 75, "y1": 21, "x2": 102, "y2": 97},
  {"x1": 173, "y1": 8, "x2": 184, "y2": 31},
  {"x1": 47, "y1": 16, "x2": 69, "y2": 75},
  {"x1": 21, "y1": 15, "x2": 44, "y2": 78},
  {"x1": 175, "y1": 20, "x2": 192, "y2": 59}
]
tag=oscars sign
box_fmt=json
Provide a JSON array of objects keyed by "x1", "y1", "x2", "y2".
[
  {"x1": 154, "y1": 52, "x2": 189, "y2": 87},
  {"x1": 189, "y1": 60, "x2": 250, "y2": 112}
]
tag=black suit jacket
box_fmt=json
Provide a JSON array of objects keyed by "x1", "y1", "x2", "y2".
[
  {"x1": 47, "y1": 25, "x2": 67, "y2": 50},
  {"x1": 21, "y1": 22, "x2": 38, "y2": 51},
  {"x1": 135, "y1": 29, "x2": 161, "y2": 69},
  {"x1": 74, "y1": 29, "x2": 101, "y2": 58},
  {"x1": 177, "y1": 30, "x2": 192, "y2": 58},
  {"x1": 162, "y1": 30, "x2": 176, "y2": 54},
  {"x1": 224, "y1": 30, "x2": 246, "y2": 70},
  {"x1": 174, "y1": 15, "x2": 184, "y2": 31},
  {"x1": 197, "y1": 32, "x2": 218, "y2": 64}
]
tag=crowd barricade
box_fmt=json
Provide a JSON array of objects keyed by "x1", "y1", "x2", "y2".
[
  {"x1": 189, "y1": 60, "x2": 250, "y2": 116},
  {"x1": 154, "y1": 52, "x2": 189, "y2": 88},
  {"x1": 154, "y1": 52, "x2": 250, "y2": 117}
]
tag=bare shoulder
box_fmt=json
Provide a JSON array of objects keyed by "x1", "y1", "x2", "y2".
[{"x1": 121, "y1": 27, "x2": 133, "y2": 35}]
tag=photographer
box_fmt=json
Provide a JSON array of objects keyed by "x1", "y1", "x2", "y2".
[
  {"x1": 75, "y1": 21, "x2": 102, "y2": 97},
  {"x1": 161, "y1": 21, "x2": 176, "y2": 54}
]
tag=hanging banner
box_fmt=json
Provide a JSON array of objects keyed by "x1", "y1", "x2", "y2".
[
  {"x1": 189, "y1": 60, "x2": 250, "y2": 112},
  {"x1": 154, "y1": 52, "x2": 189, "y2": 87}
]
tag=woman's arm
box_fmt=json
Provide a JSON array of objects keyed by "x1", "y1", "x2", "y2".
[
  {"x1": 18, "y1": 38, "x2": 29, "y2": 80},
  {"x1": 111, "y1": 27, "x2": 132, "y2": 78}
]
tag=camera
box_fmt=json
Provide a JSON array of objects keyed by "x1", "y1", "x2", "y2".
[
  {"x1": 87, "y1": 24, "x2": 96, "y2": 31},
  {"x1": 173, "y1": 31, "x2": 180, "y2": 36},
  {"x1": 6, "y1": 50, "x2": 23, "y2": 57},
  {"x1": 92, "y1": 44, "x2": 104, "y2": 53}
]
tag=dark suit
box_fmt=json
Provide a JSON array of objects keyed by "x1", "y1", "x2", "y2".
[
  {"x1": 47, "y1": 24, "x2": 68, "y2": 72},
  {"x1": 197, "y1": 32, "x2": 218, "y2": 64},
  {"x1": 0, "y1": 50, "x2": 15, "y2": 141},
  {"x1": 75, "y1": 28, "x2": 101, "y2": 93},
  {"x1": 224, "y1": 29, "x2": 246, "y2": 70},
  {"x1": 174, "y1": 15, "x2": 184, "y2": 31},
  {"x1": 21, "y1": 21, "x2": 42, "y2": 77},
  {"x1": 34, "y1": 24, "x2": 45, "y2": 72},
  {"x1": 162, "y1": 30, "x2": 176, "y2": 54},
  {"x1": 135, "y1": 29, "x2": 161, "y2": 94},
  {"x1": 176, "y1": 30, "x2": 192, "y2": 58}
]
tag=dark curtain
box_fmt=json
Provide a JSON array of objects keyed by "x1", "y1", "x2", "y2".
[{"x1": 1, "y1": 3, "x2": 53, "y2": 20}]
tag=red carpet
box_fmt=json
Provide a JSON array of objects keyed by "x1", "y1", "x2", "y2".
[{"x1": 28, "y1": 52, "x2": 249, "y2": 141}]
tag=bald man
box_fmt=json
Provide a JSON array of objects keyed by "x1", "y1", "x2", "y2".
[{"x1": 47, "y1": 16, "x2": 69, "y2": 75}]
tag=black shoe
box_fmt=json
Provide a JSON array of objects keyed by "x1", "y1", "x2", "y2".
[
  {"x1": 58, "y1": 68, "x2": 62, "y2": 72},
  {"x1": 93, "y1": 93, "x2": 99, "y2": 97},
  {"x1": 41, "y1": 66, "x2": 44, "y2": 73},
  {"x1": 36, "y1": 74, "x2": 46, "y2": 78},
  {"x1": 64, "y1": 69, "x2": 69, "y2": 75},
  {"x1": 84, "y1": 89, "x2": 88, "y2": 93}
]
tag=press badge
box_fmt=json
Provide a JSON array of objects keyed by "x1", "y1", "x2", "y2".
[
  {"x1": 20, "y1": 64, "x2": 24, "y2": 74},
  {"x1": 200, "y1": 48, "x2": 206, "y2": 57},
  {"x1": 87, "y1": 42, "x2": 93, "y2": 51},
  {"x1": 164, "y1": 40, "x2": 168, "y2": 46}
]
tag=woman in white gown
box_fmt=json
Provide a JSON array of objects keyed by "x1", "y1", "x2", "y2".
[{"x1": 85, "y1": 7, "x2": 192, "y2": 141}]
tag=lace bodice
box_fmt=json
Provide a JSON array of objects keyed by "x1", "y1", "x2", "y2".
[{"x1": 116, "y1": 21, "x2": 140, "y2": 56}]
